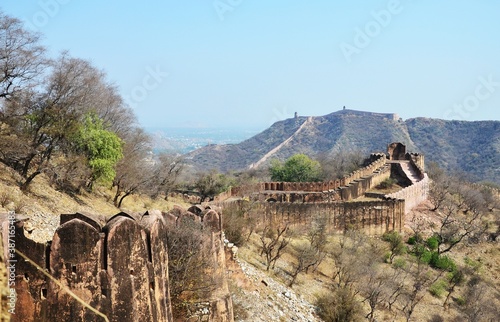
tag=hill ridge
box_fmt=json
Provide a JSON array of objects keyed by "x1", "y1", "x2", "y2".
[
  {"x1": 186, "y1": 110, "x2": 500, "y2": 184},
  {"x1": 249, "y1": 116, "x2": 312, "y2": 169}
]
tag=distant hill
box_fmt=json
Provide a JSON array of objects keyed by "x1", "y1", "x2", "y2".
[{"x1": 185, "y1": 109, "x2": 500, "y2": 184}]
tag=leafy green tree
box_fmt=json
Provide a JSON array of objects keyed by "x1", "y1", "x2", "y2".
[
  {"x1": 382, "y1": 231, "x2": 406, "y2": 264},
  {"x1": 269, "y1": 154, "x2": 322, "y2": 182},
  {"x1": 74, "y1": 114, "x2": 122, "y2": 187}
]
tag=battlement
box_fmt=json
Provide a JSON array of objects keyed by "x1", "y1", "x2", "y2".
[
  {"x1": 1, "y1": 207, "x2": 233, "y2": 322},
  {"x1": 218, "y1": 142, "x2": 428, "y2": 236},
  {"x1": 233, "y1": 153, "x2": 388, "y2": 197}
]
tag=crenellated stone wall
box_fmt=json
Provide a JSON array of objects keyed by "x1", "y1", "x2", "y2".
[
  {"x1": 230, "y1": 154, "x2": 390, "y2": 204},
  {"x1": 218, "y1": 144, "x2": 430, "y2": 236},
  {"x1": 407, "y1": 153, "x2": 425, "y2": 178},
  {"x1": 385, "y1": 174, "x2": 429, "y2": 214},
  {"x1": 0, "y1": 208, "x2": 233, "y2": 322}
]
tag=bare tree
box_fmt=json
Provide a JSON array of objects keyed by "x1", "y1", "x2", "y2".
[
  {"x1": 307, "y1": 213, "x2": 328, "y2": 271},
  {"x1": 384, "y1": 265, "x2": 409, "y2": 312},
  {"x1": 221, "y1": 200, "x2": 259, "y2": 246},
  {"x1": 89, "y1": 80, "x2": 137, "y2": 139},
  {"x1": 1, "y1": 52, "x2": 118, "y2": 191},
  {"x1": 429, "y1": 177, "x2": 451, "y2": 212},
  {"x1": 149, "y1": 153, "x2": 184, "y2": 199},
  {"x1": 461, "y1": 276, "x2": 499, "y2": 322},
  {"x1": 330, "y1": 230, "x2": 368, "y2": 290},
  {"x1": 315, "y1": 286, "x2": 363, "y2": 322},
  {"x1": 399, "y1": 262, "x2": 433, "y2": 322},
  {"x1": 259, "y1": 222, "x2": 290, "y2": 271},
  {"x1": 433, "y1": 197, "x2": 487, "y2": 255},
  {"x1": 0, "y1": 13, "x2": 46, "y2": 99},
  {"x1": 112, "y1": 128, "x2": 153, "y2": 207},
  {"x1": 318, "y1": 150, "x2": 365, "y2": 180},
  {"x1": 361, "y1": 267, "x2": 388, "y2": 322},
  {"x1": 46, "y1": 153, "x2": 91, "y2": 192},
  {"x1": 1, "y1": 89, "x2": 78, "y2": 190},
  {"x1": 112, "y1": 129, "x2": 184, "y2": 208},
  {"x1": 288, "y1": 241, "x2": 323, "y2": 287}
]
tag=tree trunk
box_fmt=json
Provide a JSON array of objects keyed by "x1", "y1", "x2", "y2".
[
  {"x1": 113, "y1": 187, "x2": 122, "y2": 207},
  {"x1": 118, "y1": 192, "x2": 132, "y2": 208},
  {"x1": 20, "y1": 170, "x2": 41, "y2": 192},
  {"x1": 21, "y1": 154, "x2": 36, "y2": 178}
]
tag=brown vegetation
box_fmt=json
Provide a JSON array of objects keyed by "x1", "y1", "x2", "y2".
[{"x1": 223, "y1": 173, "x2": 500, "y2": 321}]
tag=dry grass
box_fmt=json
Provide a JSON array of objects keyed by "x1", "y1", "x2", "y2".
[
  {"x1": 234, "y1": 209, "x2": 500, "y2": 322},
  {"x1": 0, "y1": 162, "x2": 189, "y2": 218}
]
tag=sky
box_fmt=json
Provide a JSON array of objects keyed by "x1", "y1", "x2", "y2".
[{"x1": 2, "y1": 0, "x2": 500, "y2": 131}]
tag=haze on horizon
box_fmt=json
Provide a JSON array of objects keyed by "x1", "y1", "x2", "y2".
[{"x1": 2, "y1": 1, "x2": 500, "y2": 131}]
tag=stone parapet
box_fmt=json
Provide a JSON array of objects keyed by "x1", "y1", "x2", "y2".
[
  {"x1": 0, "y1": 208, "x2": 234, "y2": 322},
  {"x1": 385, "y1": 174, "x2": 429, "y2": 214},
  {"x1": 231, "y1": 153, "x2": 387, "y2": 196}
]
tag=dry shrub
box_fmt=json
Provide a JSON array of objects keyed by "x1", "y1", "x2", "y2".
[
  {"x1": 13, "y1": 198, "x2": 27, "y2": 214},
  {"x1": 0, "y1": 188, "x2": 14, "y2": 208},
  {"x1": 315, "y1": 287, "x2": 363, "y2": 322}
]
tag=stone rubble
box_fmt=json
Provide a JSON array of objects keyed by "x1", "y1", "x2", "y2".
[
  {"x1": 231, "y1": 258, "x2": 321, "y2": 322},
  {"x1": 22, "y1": 210, "x2": 60, "y2": 243}
]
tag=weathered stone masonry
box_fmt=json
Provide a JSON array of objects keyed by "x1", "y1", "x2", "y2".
[
  {"x1": 232, "y1": 153, "x2": 391, "y2": 204},
  {"x1": 251, "y1": 200, "x2": 405, "y2": 235},
  {"x1": 220, "y1": 145, "x2": 429, "y2": 235},
  {"x1": 0, "y1": 209, "x2": 233, "y2": 322}
]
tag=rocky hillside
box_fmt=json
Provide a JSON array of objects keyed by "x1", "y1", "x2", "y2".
[
  {"x1": 406, "y1": 117, "x2": 500, "y2": 183},
  {"x1": 186, "y1": 109, "x2": 500, "y2": 184}
]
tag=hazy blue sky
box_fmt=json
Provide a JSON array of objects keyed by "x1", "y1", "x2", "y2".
[{"x1": 2, "y1": 1, "x2": 500, "y2": 130}]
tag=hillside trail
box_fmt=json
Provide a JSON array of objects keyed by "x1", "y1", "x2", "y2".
[{"x1": 249, "y1": 117, "x2": 313, "y2": 169}]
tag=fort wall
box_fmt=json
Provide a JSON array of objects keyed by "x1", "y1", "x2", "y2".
[
  {"x1": 407, "y1": 153, "x2": 425, "y2": 178},
  {"x1": 231, "y1": 153, "x2": 388, "y2": 199},
  {"x1": 0, "y1": 209, "x2": 233, "y2": 322},
  {"x1": 385, "y1": 174, "x2": 429, "y2": 214},
  {"x1": 220, "y1": 199, "x2": 405, "y2": 235},
  {"x1": 219, "y1": 146, "x2": 430, "y2": 236}
]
